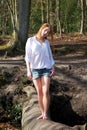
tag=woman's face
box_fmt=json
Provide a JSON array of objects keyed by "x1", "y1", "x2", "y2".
[{"x1": 41, "y1": 27, "x2": 50, "y2": 38}]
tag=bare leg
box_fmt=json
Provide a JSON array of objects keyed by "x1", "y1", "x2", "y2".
[
  {"x1": 33, "y1": 78, "x2": 44, "y2": 119},
  {"x1": 41, "y1": 76, "x2": 50, "y2": 119}
]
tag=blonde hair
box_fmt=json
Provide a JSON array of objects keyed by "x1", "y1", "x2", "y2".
[{"x1": 37, "y1": 23, "x2": 53, "y2": 42}]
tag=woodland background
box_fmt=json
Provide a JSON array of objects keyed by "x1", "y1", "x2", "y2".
[
  {"x1": 0, "y1": 0, "x2": 87, "y2": 130},
  {"x1": 0, "y1": 0, "x2": 87, "y2": 51}
]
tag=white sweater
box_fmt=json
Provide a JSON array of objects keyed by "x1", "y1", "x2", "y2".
[{"x1": 25, "y1": 36, "x2": 55, "y2": 69}]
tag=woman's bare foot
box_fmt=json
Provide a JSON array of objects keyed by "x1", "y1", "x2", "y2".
[
  {"x1": 43, "y1": 114, "x2": 48, "y2": 120},
  {"x1": 36, "y1": 114, "x2": 43, "y2": 120}
]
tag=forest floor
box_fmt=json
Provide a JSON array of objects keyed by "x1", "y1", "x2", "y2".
[{"x1": 0, "y1": 33, "x2": 87, "y2": 129}]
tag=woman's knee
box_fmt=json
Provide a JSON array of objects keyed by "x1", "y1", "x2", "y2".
[
  {"x1": 42, "y1": 86, "x2": 49, "y2": 96},
  {"x1": 37, "y1": 88, "x2": 43, "y2": 97}
]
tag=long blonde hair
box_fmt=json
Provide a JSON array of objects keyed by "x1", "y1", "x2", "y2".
[{"x1": 36, "y1": 23, "x2": 53, "y2": 42}]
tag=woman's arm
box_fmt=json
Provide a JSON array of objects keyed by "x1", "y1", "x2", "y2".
[
  {"x1": 47, "y1": 41, "x2": 55, "y2": 76},
  {"x1": 47, "y1": 41, "x2": 55, "y2": 66},
  {"x1": 50, "y1": 64, "x2": 55, "y2": 77},
  {"x1": 25, "y1": 38, "x2": 32, "y2": 79},
  {"x1": 26, "y1": 61, "x2": 32, "y2": 79}
]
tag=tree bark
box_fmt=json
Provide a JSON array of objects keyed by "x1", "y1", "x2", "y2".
[
  {"x1": 47, "y1": 0, "x2": 49, "y2": 23},
  {"x1": 41, "y1": 0, "x2": 44, "y2": 23},
  {"x1": 56, "y1": 0, "x2": 62, "y2": 37},
  {"x1": 18, "y1": 0, "x2": 31, "y2": 49},
  {"x1": 80, "y1": 0, "x2": 85, "y2": 34}
]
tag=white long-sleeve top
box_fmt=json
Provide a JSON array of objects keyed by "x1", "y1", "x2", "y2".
[{"x1": 25, "y1": 36, "x2": 55, "y2": 69}]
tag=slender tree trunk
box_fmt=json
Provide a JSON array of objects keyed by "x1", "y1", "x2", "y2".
[
  {"x1": 56, "y1": 0, "x2": 62, "y2": 37},
  {"x1": 86, "y1": 0, "x2": 87, "y2": 5},
  {"x1": 6, "y1": 0, "x2": 18, "y2": 39},
  {"x1": 49, "y1": 0, "x2": 53, "y2": 25},
  {"x1": 14, "y1": 0, "x2": 18, "y2": 38},
  {"x1": 6, "y1": 0, "x2": 15, "y2": 29},
  {"x1": 41, "y1": 0, "x2": 44, "y2": 23},
  {"x1": 84, "y1": 0, "x2": 87, "y2": 32},
  {"x1": 80, "y1": 0, "x2": 85, "y2": 34},
  {"x1": 18, "y1": 0, "x2": 31, "y2": 49},
  {"x1": 47, "y1": 0, "x2": 49, "y2": 23}
]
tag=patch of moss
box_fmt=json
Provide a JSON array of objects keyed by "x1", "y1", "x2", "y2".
[{"x1": 0, "y1": 71, "x2": 12, "y2": 87}]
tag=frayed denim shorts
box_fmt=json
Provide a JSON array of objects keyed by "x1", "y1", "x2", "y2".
[{"x1": 31, "y1": 68, "x2": 51, "y2": 79}]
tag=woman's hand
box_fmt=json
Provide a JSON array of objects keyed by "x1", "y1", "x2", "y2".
[
  {"x1": 27, "y1": 70, "x2": 32, "y2": 79},
  {"x1": 50, "y1": 66, "x2": 55, "y2": 77}
]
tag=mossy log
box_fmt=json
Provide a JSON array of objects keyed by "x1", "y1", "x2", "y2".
[
  {"x1": 0, "y1": 38, "x2": 16, "y2": 50},
  {"x1": 22, "y1": 86, "x2": 87, "y2": 130}
]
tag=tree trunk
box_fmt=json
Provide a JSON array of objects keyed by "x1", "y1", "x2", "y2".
[
  {"x1": 56, "y1": 0, "x2": 62, "y2": 37},
  {"x1": 80, "y1": 0, "x2": 85, "y2": 34},
  {"x1": 18, "y1": 0, "x2": 31, "y2": 49},
  {"x1": 47, "y1": 0, "x2": 49, "y2": 23},
  {"x1": 41, "y1": 0, "x2": 44, "y2": 23},
  {"x1": 6, "y1": 0, "x2": 18, "y2": 39},
  {"x1": 86, "y1": 0, "x2": 87, "y2": 5},
  {"x1": 49, "y1": 0, "x2": 53, "y2": 26}
]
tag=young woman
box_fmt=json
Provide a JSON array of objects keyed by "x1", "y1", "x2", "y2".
[{"x1": 25, "y1": 23, "x2": 55, "y2": 120}]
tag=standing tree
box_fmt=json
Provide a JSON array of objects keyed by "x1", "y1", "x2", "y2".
[
  {"x1": 6, "y1": 0, "x2": 18, "y2": 39},
  {"x1": 41, "y1": 0, "x2": 44, "y2": 23},
  {"x1": 49, "y1": 0, "x2": 53, "y2": 25},
  {"x1": 80, "y1": 0, "x2": 84, "y2": 34},
  {"x1": 80, "y1": 0, "x2": 86, "y2": 34},
  {"x1": 18, "y1": 0, "x2": 31, "y2": 49},
  {"x1": 47, "y1": 0, "x2": 49, "y2": 23},
  {"x1": 56, "y1": 0, "x2": 62, "y2": 37}
]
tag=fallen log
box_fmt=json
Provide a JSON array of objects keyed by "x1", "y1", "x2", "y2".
[{"x1": 22, "y1": 85, "x2": 86, "y2": 130}]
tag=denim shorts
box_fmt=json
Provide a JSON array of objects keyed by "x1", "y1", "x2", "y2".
[{"x1": 31, "y1": 68, "x2": 51, "y2": 79}]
